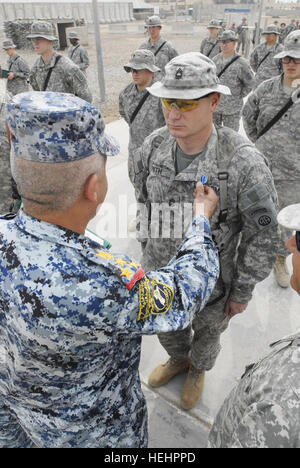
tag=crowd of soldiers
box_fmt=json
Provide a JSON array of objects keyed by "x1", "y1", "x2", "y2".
[{"x1": 0, "y1": 15, "x2": 299, "y2": 448}]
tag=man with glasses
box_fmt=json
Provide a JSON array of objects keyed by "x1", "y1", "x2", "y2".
[
  {"x1": 139, "y1": 16, "x2": 178, "y2": 75},
  {"x1": 208, "y1": 203, "x2": 300, "y2": 448},
  {"x1": 133, "y1": 52, "x2": 279, "y2": 410},
  {"x1": 212, "y1": 30, "x2": 254, "y2": 131},
  {"x1": 27, "y1": 21, "x2": 92, "y2": 103},
  {"x1": 243, "y1": 30, "x2": 300, "y2": 289},
  {"x1": 200, "y1": 19, "x2": 222, "y2": 59},
  {"x1": 119, "y1": 50, "x2": 165, "y2": 195},
  {"x1": 250, "y1": 24, "x2": 284, "y2": 89}
]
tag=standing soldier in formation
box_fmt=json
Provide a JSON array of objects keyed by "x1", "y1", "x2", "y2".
[
  {"x1": 242, "y1": 30, "x2": 300, "y2": 289},
  {"x1": 139, "y1": 16, "x2": 178, "y2": 75},
  {"x1": 67, "y1": 31, "x2": 89, "y2": 75},
  {"x1": 200, "y1": 19, "x2": 221, "y2": 59},
  {"x1": 212, "y1": 30, "x2": 254, "y2": 131},
  {"x1": 250, "y1": 24, "x2": 284, "y2": 89},
  {"x1": 119, "y1": 50, "x2": 165, "y2": 192},
  {"x1": 2, "y1": 39, "x2": 30, "y2": 96},
  {"x1": 133, "y1": 52, "x2": 279, "y2": 410},
  {"x1": 0, "y1": 91, "x2": 219, "y2": 448},
  {"x1": 236, "y1": 17, "x2": 250, "y2": 56},
  {"x1": 27, "y1": 21, "x2": 92, "y2": 102},
  {"x1": 208, "y1": 203, "x2": 300, "y2": 449}
]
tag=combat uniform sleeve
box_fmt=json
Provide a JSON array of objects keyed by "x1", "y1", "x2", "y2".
[
  {"x1": 249, "y1": 48, "x2": 258, "y2": 72},
  {"x1": 13, "y1": 57, "x2": 30, "y2": 80},
  {"x1": 239, "y1": 59, "x2": 255, "y2": 98},
  {"x1": 242, "y1": 85, "x2": 263, "y2": 142},
  {"x1": 168, "y1": 42, "x2": 179, "y2": 60},
  {"x1": 118, "y1": 89, "x2": 128, "y2": 123},
  {"x1": 229, "y1": 148, "x2": 279, "y2": 303},
  {"x1": 29, "y1": 63, "x2": 39, "y2": 91},
  {"x1": 115, "y1": 215, "x2": 219, "y2": 335},
  {"x1": 79, "y1": 47, "x2": 89, "y2": 70},
  {"x1": 69, "y1": 66, "x2": 92, "y2": 103}
]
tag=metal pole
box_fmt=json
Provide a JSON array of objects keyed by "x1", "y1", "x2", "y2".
[
  {"x1": 255, "y1": 0, "x2": 264, "y2": 47},
  {"x1": 92, "y1": 0, "x2": 106, "y2": 102}
]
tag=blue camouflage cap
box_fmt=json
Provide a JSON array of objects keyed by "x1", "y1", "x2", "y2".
[{"x1": 6, "y1": 91, "x2": 120, "y2": 163}]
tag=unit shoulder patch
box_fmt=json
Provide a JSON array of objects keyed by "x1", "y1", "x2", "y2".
[{"x1": 138, "y1": 276, "x2": 174, "y2": 321}]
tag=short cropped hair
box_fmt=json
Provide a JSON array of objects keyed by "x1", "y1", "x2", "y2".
[{"x1": 11, "y1": 152, "x2": 105, "y2": 215}]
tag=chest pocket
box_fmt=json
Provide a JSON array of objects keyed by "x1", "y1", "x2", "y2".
[{"x1": 146, "y1": 164, "x2": 172, "y2": 203}]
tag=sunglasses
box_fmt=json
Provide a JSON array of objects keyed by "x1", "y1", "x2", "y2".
[
  {"x1": 161, "y1": 96, "x2": 211, "y2": 113},
  {"x1": 297, "y1": 231, "x2": 300, "y2": 252},
  {"x1": 282, "y1": 56, "x2": 300, "y2": 64}
]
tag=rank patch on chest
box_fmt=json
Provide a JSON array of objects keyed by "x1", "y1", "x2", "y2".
[{"x1": 138, "y1": 276, "x2": 174, "y2": 321}]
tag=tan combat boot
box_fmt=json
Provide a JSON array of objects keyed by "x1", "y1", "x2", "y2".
[
  {"x1": 180, "y1": 366, "x2": 205, "y2": 410},
  {"x1": 148, "y1": 358, "x2": 190, "y2": 388},
  {"x1": 274, "y1": 255, "x2": 290, "y2": 288}
]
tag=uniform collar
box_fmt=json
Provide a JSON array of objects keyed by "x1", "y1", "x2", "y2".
[{"x1": 15, "y1": 209, "x2": 93, "y2": 251}]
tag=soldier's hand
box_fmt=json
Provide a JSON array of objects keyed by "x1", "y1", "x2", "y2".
[
  {"x1": 7, "y1": 72, "x2": 14, "y2": 80},
  {"x1": 224, "y1": 299, "x2": 248, "y2": 318},
  {"x1": 193, "y1": 182, "x2": 218, "y2": 219}
]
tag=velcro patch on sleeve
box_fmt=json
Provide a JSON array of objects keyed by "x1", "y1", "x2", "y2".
[{"x1": 138, "y1": 276, "x2": 174, "y2": 321}]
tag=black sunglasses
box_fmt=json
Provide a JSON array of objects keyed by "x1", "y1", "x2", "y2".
[{"x1": 296, "y1": 231, "x2": 300, "y2": 252}]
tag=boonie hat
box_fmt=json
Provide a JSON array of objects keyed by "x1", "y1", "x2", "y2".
[
  {"x1": 262, "y1": 24, "x2": 280, "y2": 35},
  {"x1": 68, "y1": 31, "x2": 79, "y2": 40},
  {"x1": 147, "y1": 52, "x2": 231, "y2": 100},
  {"x1": 275, "y1": 30, "x2": 300, "y2": 59},
  {"x1": 145, "y1": 16, "x2": 162, "y2": 27},
  {"x1": 2, "y1": 39, "x2": 16, "y2": 49},
  {"x1": 277, "y1": 204, "x2": 300, "y2": 231},
  {"x1": 6, "y1": 91, "x2": 119, "y2": 163},
  {"x1": 219, "y1": 30, "x2": 238, "y2": 41},
  {"x1": 27, "y1": 21, "x2": 57, "y2": 41},
  {"x1": 124, "y1": 50, "x2": 160, "y2": 73},
  {"x1": 207, "y1": 19, "x2": 221, "y2": 29}
]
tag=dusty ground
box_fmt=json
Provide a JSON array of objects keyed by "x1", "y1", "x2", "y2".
[{"x1": 0, "y1": 22, "x2": 205, "y2": 123}]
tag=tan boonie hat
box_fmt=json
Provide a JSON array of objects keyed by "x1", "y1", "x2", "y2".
[
  {"x1": 275, "y1": 30, "x2": 300, "y2": 59},
  {"x1": 124, "y1": 50, "x2": 160, "y2": 73},
  {"x1": 147, "y1": 52, "x2": 231, "y2": 99},
  {"x1": 219, "y1": 30, "x2": 238, "y2": 42},
  {"x1": 145, "y1": 16, "x2": 162, "y2": 27},
  {"x1": 207, "y1": 19, "x2": 221, "y2": 29},
  {"x1": 262, "y1": 24, "x2": 280, "y2": 35},
  {"x1": 68, "y1": 31, "x2": 79, "y2": 40},
  {"x1": 27, "y1": 21, "x2": 57, "y2": 41},
  {"x1": 277, "y1": 204, "x2": 300, "y2": 231},
  {"x1": 2, "y1": 39, "x2": 16, "y2": 49}
]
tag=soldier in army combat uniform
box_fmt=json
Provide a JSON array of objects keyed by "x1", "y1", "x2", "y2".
[
  {"x1": 208, "y1": 203, "x2": 300, "y2": 448},
  {"x1": 67, "y1": 31, "x2": 90, "y2": 75},
  {"x1": 2, "y1": 39, "x2": 30, "y2": 96},
  {"x1": 119, "y1": 49, "x2": 165, "y2": 189},
  {"x1": 243, "y1": 30, "x2": 300, "y2": 289},
  {"x1": 250, "y1": 24, "x2": 284, "y2": 89},
  {"x1": 27, "y1": 21, "x2": 92, "y2": 102},
  {"x1": 212, "y1": 30, "x2": 254, "y2": 131},
  {"x1": 200, "y1": 19, "x2": 221, "y2": 60},
  {"x1": 139, "y1": 16, "x2": 178, "y2": 76},
  {"x1": 0, "y1": 91, "x2": 219, "y2": 447},
  {"x1": 132, "y1": 52, "x2": 280, "y2": 410}
]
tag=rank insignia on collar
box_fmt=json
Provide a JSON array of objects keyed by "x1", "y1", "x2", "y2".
[{"x1": 175, "y1": 67, "x2": 183, "y2": 79}]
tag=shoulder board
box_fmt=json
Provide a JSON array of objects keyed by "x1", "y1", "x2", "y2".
[{"x1": 82, "y1": 247, "x2": 145, "y2": 290}]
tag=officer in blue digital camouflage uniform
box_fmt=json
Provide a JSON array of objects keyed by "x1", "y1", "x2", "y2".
[{"x1": 0, "y1": 91, "x2": 219, "y2": 448}]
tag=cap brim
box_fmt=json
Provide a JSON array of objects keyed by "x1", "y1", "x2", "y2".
[
  {"x1": 274, "y1": 50, "x2": 300, "y2": 59},
  {"x1": 124, "y1": 62, "x2": 160, "y2": 73},
  {"x1": 27, "y1": 34, "x2": 57, "y2": 41},
  {"x1": 147, "y1": 81, "x2": 231, "y2": 99},
  {"x1": 277, "y1": 204, "x2": 300, "y2": 231},
  {"x1": 97, "y1": 133, "x2": 120, "y2": 157}
]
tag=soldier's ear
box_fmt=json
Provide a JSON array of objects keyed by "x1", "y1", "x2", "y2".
[
  {"x1": 84, "y1": 173, "x2": 99, "y2": 203},
  {"x1": 210, "y1": 93, "x2": 220, "y2": 112}
]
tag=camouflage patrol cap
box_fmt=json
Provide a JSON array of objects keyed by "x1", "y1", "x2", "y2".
[
  {"x1": 68, "y1": 31, "x2": 79, "y2": 40},
  {"x1": 277, "y1": 204, "x2": 300, "y2": 231},
  {"x1": 219, "y1": 30, "x2": 238, "y2": 41},
  {"x1": 27, "y1": 21, "x2": 57, "y2": 41},
  {"x1": 147, "y1": 52, "x2": 231, "y2": 99},
  {"x1": 124, "y1": 49, "x2": 160, "y2": 73},
  {"x1": 262, "y1": 24, "x2": 280, "y2": 35},
  {"x1": 207, "y1": 19, "x2": 222, "y2": 29},
  {"x1": 2, "y1": 39, "x2": 16, "y2": 49},
  {"x1": 145, "y1": 16, "x2": 162, "y2": 27},
  {"x1": 6, "y1": 91, "x2": 119, "y2": 163},
  {"x1": 275, "y1": 30, "x2": 300, "y2": 59}
]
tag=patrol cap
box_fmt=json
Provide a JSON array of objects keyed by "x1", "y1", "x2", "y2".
[
  {"x1": 145, "y1": 16, "x2": 162, "y2": 27},
  {"x1": 147, "y1": 52, "x2": 231, "y2": 99},
  {"x1": 27, "y1": 21, "x2": 57, "y2": 41},
  {"x1": 2, "y1": 39, "x2": 16, "y2": 49},
  {"x1": 68, "y1": 31, "x2": 79, "y2": 40},
  {"x1": 277, "y1": 204, "x2": 300, "y2": 231},
  {"x1": 6, "y1": 91, "x2": 120, "y2": 163},
  {"x1": 262, "y1": 24, "x2": 280, "y2": 35},
  {"x1": 207, "y1": 19, "x2": 222, "y2": 29},
  {"x1": 219, "y1": 30, "x2": 238, "y2": 41},
  {"x1": 275, "y1": 30, "x2": 300, "y2": 59},
  {"x1": 124, "y1": 50, "x2": 160, "y2": 73}
]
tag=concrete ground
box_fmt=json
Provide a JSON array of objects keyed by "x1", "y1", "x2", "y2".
[{"x1": 88, "y1": 118, "x2": 300, "y2": 448}]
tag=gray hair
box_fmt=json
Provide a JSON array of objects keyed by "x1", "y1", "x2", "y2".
[{"x1": 11, "y1": 151, "x2": 105, "y2": 215}]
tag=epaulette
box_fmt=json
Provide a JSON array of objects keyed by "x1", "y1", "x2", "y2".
[{"x1": 83, "y1": 248, "x2": 145, "y2": 291}]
